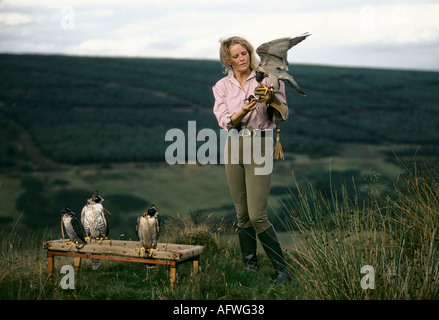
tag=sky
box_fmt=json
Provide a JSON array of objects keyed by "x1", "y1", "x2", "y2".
[{"x1": 1, "y1": 0, "x2": 439, "y2": 71}]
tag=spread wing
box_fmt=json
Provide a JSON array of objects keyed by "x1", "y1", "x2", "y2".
[{"x1": 256, "y1": 33, "x2": 310, "y2": 70}]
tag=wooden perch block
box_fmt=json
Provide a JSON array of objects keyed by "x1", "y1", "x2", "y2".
[
  {"x1": 43, "y1": 239, "x2": 205, "y2": 260},
  {"x1": 43, "y1": 239, "x2": 205, "y2": 290}
]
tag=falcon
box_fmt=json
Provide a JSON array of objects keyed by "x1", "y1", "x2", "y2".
[
  {"x1": 136, "y1": 205, "x2": 160, "y2": 257},
  {"x1": 255, "y1": 33, "x2": 310, "y2": 95},
  {"x1": 81, "y1": 192, "x2": 109, "y2": 270},
  {"x1": 61, "y1": 207, "x2": 86, "y2": 250}
]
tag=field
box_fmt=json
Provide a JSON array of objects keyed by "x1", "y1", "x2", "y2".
[{"x1": 0, "y1": 54, "x2": 438, "y2": 300}]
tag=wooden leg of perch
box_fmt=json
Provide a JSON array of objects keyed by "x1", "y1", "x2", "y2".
[
  {"x1": 47, "y1": 251, "x2": 54, "y2": 284},
  {"x1": 169, "y1": 263, "x2": 177, "y2": 291},
  {"x1": 74, "y1": 257, "x2": 81, "y2": 274},
  {"x1": 193, "y1": 258, "x2": 199, "y2": 275}
]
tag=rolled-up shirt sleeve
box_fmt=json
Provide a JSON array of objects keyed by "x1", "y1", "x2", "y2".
[{"x1": 212, "y1": 81, "x2": 235, "y2": 130}]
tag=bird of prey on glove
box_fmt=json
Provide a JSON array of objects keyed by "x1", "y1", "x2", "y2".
[{"x1": 255, "y1": 33, "x2": 310, "y2": 95}]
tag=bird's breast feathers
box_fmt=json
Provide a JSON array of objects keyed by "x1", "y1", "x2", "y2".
[{"x1": 81, "y1": 203, "x2": 107, "y2": 234}]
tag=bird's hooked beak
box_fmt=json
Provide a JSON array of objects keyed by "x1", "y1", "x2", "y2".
[
  {"x1": 255, "y1": 70, "x2": 265, "y2": 83},
  {"x1": 62, "y1": 207, "x2": 72, "y2": 217},
  {"x1": 147, "y1": 205, "x2": 158, "y2": 217},
  {"x1": 92, "y1": 193, "x2": 104, "y2": 203}
]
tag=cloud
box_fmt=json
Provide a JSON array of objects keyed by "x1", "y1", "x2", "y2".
[
  {"x1": 1, "y1": 0, "x2": 438, "y2": 70},
  {"x1": 68, "y1": 35, "x2": 158, "y2": 57},
  {"x1": 0, "y1": 12, "x2": 32, "y2": 26}
]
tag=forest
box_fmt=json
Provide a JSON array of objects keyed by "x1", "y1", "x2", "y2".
[{"x1": 1, "y1": 54, "x2": 438, "y2": 167}]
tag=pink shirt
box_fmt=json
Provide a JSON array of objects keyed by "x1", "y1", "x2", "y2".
[{"x1": 212, "y1": 69, "x2": 288, "y2": 130}]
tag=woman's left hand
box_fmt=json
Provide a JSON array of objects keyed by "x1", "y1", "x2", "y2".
[{"x1": 254, "y1": 85, "x2": 274, "y2": 103}]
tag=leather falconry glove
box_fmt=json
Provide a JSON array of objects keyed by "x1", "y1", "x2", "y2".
[
  {"x1": 254, "y1": 85, "x2": 287, "y2": 160},
  {"x1": 254, "y1": 86, "x2": 287, "y2": 121}
]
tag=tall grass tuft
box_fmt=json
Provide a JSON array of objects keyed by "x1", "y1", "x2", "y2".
[
  {"x1": 282, "y1": 161, "x2": 439, "y2": 299},
  {"x1": 0, "y1": 212, "x2": 55, "y2": 299}
]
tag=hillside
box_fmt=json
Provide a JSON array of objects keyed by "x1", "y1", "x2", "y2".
[
  {"x1": 0, "y1": 54, "x2": 438, "y2": 237},
  {"x1": 1, "y1": 54, "x2": 438, "y2": 166}
]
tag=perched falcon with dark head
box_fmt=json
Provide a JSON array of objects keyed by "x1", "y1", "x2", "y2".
[
  {"x1": 136, "y1": 205, "x2": 160, "y2": 257},
  {"x1": 61, "y1": 207, "x2": 86, "y2": 249},
  {"x1": 81, "y1": 192, "x2": 109, "y2": 270},
  {"x1": 255, "y1": 33, "x2": 310, "y2": 95}
]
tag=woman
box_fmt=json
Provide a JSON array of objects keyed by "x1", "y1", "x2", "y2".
[{"x1": 212, "y1": 36, "x2": 291, "y2": 284}]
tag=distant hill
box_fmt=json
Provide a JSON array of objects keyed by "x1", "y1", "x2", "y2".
[{"x1": 1, "y1": 54, "x2": 438, "y2": 168}]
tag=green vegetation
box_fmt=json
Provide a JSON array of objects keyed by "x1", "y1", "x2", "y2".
[
  {"x1": 1, "y1": 54, "x2": 438, "y2": 300},
  {"x1": 1, "y1": 54, "x2": 438, "y2": 167},
  {"x1": 0, "y1": 213, "x2": 300, "y2": 300},
  {"x1": 1, "y1": 161, "x2": 437, "y2": 299},
  {"x1": 0, "y1": 54, "x2": 221, "y2": 165},
  {"x1": 283, "y1": 161, "x2": 438, "y2": 299}
]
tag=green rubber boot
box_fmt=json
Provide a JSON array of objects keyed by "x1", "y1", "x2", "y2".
[
  {"x1": 258, "y1": 225, "x2": 291, "y2": 284},
  {"x1": 238, "y1": 227, "x2": 258, "y2": 271}
]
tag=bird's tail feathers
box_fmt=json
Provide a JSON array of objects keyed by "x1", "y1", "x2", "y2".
[
  {"x1": 92, "y1": 258, "x2": 100, "y2": 271},
  {"x1": 284, "y1": 74, "x2": 306, "y2": 96},
  {"x1": 295, "y1": 85, "x2": 306, "y2": 96}
]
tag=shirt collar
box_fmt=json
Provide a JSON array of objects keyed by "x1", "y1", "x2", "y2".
[{"x1": 227, "y1": 69, "x2": 256, "y2": 86}]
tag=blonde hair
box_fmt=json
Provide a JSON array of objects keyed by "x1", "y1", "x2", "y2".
[{"x1": 219, "y1": 36, "x2": 259, "y2": 74}]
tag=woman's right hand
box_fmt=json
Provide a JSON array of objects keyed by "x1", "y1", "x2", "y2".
[
  {"x1": 230, "y1": 99, "x2": 257, "y2": 127},
  {"x1": 242, "y1": 99, "x2": 257, "y2": 115}
]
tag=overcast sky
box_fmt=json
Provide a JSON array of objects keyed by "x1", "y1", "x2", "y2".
[{"x1": 1, "y1": 0, "x2": 438, "y2": 71}]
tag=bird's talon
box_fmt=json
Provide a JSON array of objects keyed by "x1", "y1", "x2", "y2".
[
  {"x1": 257, "y1": 84, "x2": 271, "y2": 96},
  {"x1": 263, "y1": 85, "x2": 269, "y2": 95},
  {"x1": 136, "y1": 247, "x2": 146, "y2": 256},
  {"x1": 147, "y1": 248, "x2": 158, "y2": 257},
  {"x1": 64, "y1": 240, "x2": 78, "y2": 250}
]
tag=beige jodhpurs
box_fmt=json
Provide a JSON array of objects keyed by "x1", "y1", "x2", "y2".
[{"x1": 224, "y1": 132, "x2": 273, "y2": 234}]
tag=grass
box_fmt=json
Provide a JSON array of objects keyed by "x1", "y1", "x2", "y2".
[
  {"x1": 1, "y1": 160, "x2": 438, "y2": 300},
  {"x1": 281, "y1": 159, "x2": 439, "y2": 299},
  {"x1": 0, "y1": 212, "x2": 301, "y2": 300}
]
